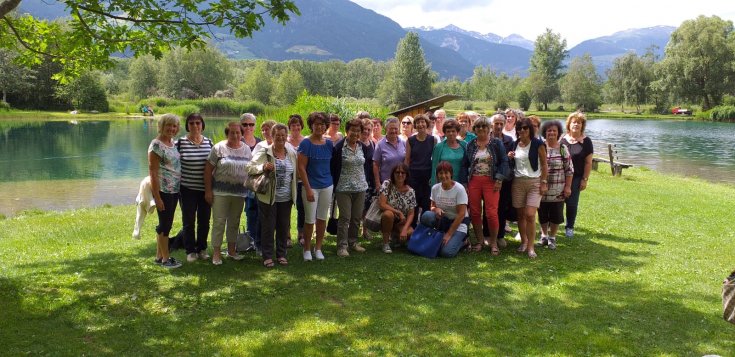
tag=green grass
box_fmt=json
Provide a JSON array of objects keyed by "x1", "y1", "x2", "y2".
[{"x1": 1, "y1": 168, "x2": 734, "y2": 355}]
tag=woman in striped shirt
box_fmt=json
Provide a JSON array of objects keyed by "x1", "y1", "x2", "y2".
[{"x1": 176, "y1": 113, "x2": 214, "y2": 263}]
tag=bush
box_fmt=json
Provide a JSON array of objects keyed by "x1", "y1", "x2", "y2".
[
  {"x1": 188, "y1": 98, "x2": 265, "y2": 116},
  {"x1": 495, "y1": 99, "x2": 509, "y2": 111},
  {"x1": 165, "y1": 104, "x2": 201, "y2": 119},
  {"x1": 463, "y1": 102, "x2": 474, "y2": 110},
  {"x1": 709, "y1": 105, "x2": 735, "y2": 122},
  {"x1": 0, "y1": 101, "x2": 10, "y2": 111},
  {"x1": 694, "y1": 109, "x2": 711, "y2": 120},
  {"x1": 517, "y1": 90, "x2": 531, "y2": 111}
]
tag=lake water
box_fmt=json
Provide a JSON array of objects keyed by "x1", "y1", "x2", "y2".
[{"x1": 0, "y1": 118, "x2": 733, "y2": 216}]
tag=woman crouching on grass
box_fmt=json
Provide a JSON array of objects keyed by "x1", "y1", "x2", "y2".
[
  {"x1": 378, "y1": 163, "x2": 416, "y2": 253},
  {"x1": 420, "y1": 161, "x2": 471, "y2": 258},
  {"x1": 148, "y1": 114, "x2": 182, "y2": 269}
]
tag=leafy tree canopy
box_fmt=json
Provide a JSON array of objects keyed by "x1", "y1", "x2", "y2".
[{"x1": 0, "y1": 0, "x2": 299, "y2": 82}]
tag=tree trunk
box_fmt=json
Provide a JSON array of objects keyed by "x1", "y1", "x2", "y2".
[
  {"x1": 0, "y1": 0, "x2": 22, "y2": 18},
  {"x1": 2, "y1": 89, "x2": 6, "y2": 103}
]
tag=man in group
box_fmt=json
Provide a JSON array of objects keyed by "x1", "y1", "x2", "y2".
[{"x1": 490, "y1": 113, "x2": 515, "y2": 248}]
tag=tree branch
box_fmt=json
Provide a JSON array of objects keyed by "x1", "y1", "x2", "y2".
[
  {"x1": 0, "y1": 0, "x2": 21, "y2": 18},
  {"x1": 75, "y1": 3, "x2": 218, "y2": 26},
  {"x1": 2, "y1": 16, "x2": 59, "y2": 58}
]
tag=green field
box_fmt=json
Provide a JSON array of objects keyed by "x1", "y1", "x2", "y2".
[{"x1": 1, "y1": 168, "x2": 733, "y2": 355}]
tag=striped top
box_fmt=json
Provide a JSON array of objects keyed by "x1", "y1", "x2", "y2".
[{"x1": 176, "y1": 135, "x2": 213, "y2": 191}]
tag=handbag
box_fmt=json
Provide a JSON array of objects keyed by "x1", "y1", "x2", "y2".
[
  {"x1": 723, "y1": 270, "x2": 735, "y2": 324},
  {"x1": 326, "y1": 196, "x2": 338, "y2": 235},
  {"x1": 363, "y1": 196, "x2": 383, "y2": 232},
  {"x1": 245, "y1": 155, "x2": 273, "y2": 194},
  {"x1": 407, "y1": 223, "x2": 443, "y2": 258}
]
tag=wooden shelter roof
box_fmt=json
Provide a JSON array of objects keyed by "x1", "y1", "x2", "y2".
[{"x1": 388, "y1": 94, "x2": 462, "y2": 118}]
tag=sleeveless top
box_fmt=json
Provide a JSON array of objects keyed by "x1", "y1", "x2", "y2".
[{"x1": 408, "y1": 135, "x2": 435, "y2": 170}]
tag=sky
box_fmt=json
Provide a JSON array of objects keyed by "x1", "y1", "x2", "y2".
[{"x1": 350, "y1": 0, "x2": 735, "y2": 46}]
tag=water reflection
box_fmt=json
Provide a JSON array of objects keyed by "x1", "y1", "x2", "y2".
[{"x1": 0, "y1": 118, "x2": 732, "y2": 216}]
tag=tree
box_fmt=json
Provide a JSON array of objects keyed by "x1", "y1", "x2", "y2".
[
  {"x1": 160, "y1": 45, "x2": 233, "y2": 98},
  {"x1": 517, "y1": 90, "x2": 532, "y2": 111},
  {"x1": 273, "y1": 67, "x2": 305, "y2": 105},
  {"x1": 0, "y1": 48, "x2": 33, "y2": 103},
  {"x1": 237, "y1": 61, "x2": 273, "y2": 104},
  {"x1": 128, "y1": 55, "x2": 159, "y2": 100},
  {"x1": 467, "y1": 66, "x2": 496, "y2": 101},
  {"x1": 605, "y1": 51, "x2": 655, "y2": 112},
  {"x1": 527, "y1": 29, "x2": 568, "y2": 110},
  {"x1": 378, "y1": 32, "x2": 434, "y2": 108},
  {"x1": 657, "y1": 15, "x2": 735, "y2": 110},
  {"x1": 560, "y1": 54, "x2": 603, "y2": 111},
  {"x1": 55, "y1": 71, "x2": 109, "y2": 112},
  {"x1": 0, "y1": 0, "x2": 299, "y2": 81}
]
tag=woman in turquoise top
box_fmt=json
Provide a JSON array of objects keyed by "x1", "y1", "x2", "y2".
[{"x1": 431, "y1": 120, "x2": 468, "y2": 185}]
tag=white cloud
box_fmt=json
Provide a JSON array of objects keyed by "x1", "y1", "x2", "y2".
[{"x1": 351, "y1": 0, "x2": 735, "y2": 46}]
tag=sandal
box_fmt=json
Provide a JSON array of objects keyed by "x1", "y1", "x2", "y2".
[
  {"x1": 517, "y1": 245, "x2": 527, "y2": 253},
  {"x1": 528, "y1": 251, "x2": 537, "y2": 259},
  {"x1": 471, "y1": 243, "x2": 483, "y2": 252},
  {"x1": 491, "y1": 246, "x2": 500, "y2": 256},
  {"x1": 277, "y1": 257, "x2": 288, "y2": 266},
  {"x1": 263, "y1": 259, "x2": 275, "y2": 268}
]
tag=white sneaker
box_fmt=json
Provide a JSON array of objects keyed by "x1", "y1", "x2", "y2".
[
  {"x1": 226, "y1": 252, "x2": 245, "y2": 261},
  {"x1": 337, "y1": 248, "x2": 350, "y2": 257},
  {"x1": 303, "y1": 250, "x2": 312, "y2": 261},
  {"x1": 186, "y1": 253, "x2": 198, "y2": 263},
  {"x1": 314, "y1": 250, "x2": 325, "y2": 260},
  {"x1": 351, "y1": 243, "x2": 366, "y2": 253},
  {"x1": 382, "y1": 244, "x2": 392, "y2": 254}
]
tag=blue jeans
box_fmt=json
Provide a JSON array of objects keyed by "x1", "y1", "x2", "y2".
[
  {"x1": 245, "y1": 194, "x2": 260, "y2": 248},
  {"x1": 420, "y1": 211, "x2": 469, "y2": 258},
  {"x1": 565, "y1": 176, "x2": 583, "y2": 229}
]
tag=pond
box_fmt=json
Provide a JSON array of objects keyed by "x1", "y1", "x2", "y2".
[{"x1": 0, "y1": 117, "x2": 733, "y2": 216}]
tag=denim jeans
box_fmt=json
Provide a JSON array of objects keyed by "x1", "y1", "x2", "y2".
[
  {"x1": 565, "y1": 176, "x2": 583, "y2": 229},
  {"x1": 245, "y1": 194, "x2": 260, "y2": 248},
  {"x1": 180, "y1": 185, "x2": 211, "y2": 254},
  {"x1": 420, "y1": 211, "x2": 469, "y2": 258}
]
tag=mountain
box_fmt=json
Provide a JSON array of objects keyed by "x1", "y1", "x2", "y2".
[
  {"x1": 412, "y1": 28, "x2": 532, "y2": 76},
  {"x1": 568, "y1": 26, "x2": 675, "y2": 75},
  {"x1": 432, "y1": 25, "x2": 535, "y2": 51}
]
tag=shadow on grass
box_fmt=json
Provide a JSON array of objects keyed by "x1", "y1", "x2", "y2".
[{"x1": 1, "y1": 230, "x2": 732, "y2": 356}]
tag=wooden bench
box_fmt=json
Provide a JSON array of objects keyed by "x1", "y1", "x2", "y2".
[{"x1": 591, "y1": 141, "x2": 633, "y2": 176}]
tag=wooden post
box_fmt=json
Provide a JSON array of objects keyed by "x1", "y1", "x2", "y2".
[{"x1": 608, "y1": 144, "x2": 615, "y2": 175}]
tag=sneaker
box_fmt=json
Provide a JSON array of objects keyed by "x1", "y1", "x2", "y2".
[
  {"x1": 514, "y1": 232, "x2": 522, "y2": 241},
  {"x1": 161, "y1": 257, "x2": 182, "y2": 269},
  {"x1": 565, "y1": 228, "x2": 574, "y2": 238},
  {"x1": 505, "y1": 223, "x2": 512, "y2": 233},
  {"x1": 548, "y1": 237, "x2": 557, "y2": 250},
  {"x1": 255, "y1": 246, "x2": 263, "y2": 257},
  {"x1": 337, "y1": 248, "x2": 350, "y2": 257},
  {"x1": 212, "y1": 257, "x2": 223, "y2": 265},
  {"x1": 382, "y1": 244, "x2": 392, "y2": 254},
  {"x1": 226, "y1": 252, "x2": 245, "y2": 261},
  {"x1": 497, "y1": 238, "x2": 507, "y2": 248},
  {"x1": 303, "y1": 250, "x2": 313, "y2": 262},
  {"x1": 186, "y1": 253, "x2": 198, "y2": 263},
  {"x1": 153, "y1": 257, "x2": 163, "y2": 265},
  {"x1": 537, "y1": 236, "x2": 548, "y2": 247},
  {"x1": 198, "y1": 250, "x2": 210, "y2": 260},
  {"x1": 314, "y1": 250, "x2": 325, "y2": 260},
  {"x1": 351, "y1": 243, "x2": 366, "y2": 253}
]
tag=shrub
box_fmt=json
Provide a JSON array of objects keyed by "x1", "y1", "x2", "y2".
[
  {"x1": 694, "y1": 109, "x2": 711, "y2": 120},
  {"x1": 0, "y1": 101, "x2": 10, "y2": 111},
  {"x1": 517, "y1": 90, "x2": 531, "y2": 111},
  {"x1": 495, "y1": 99, "x2": 509, "y2": 111},
  {"x1": 463, "y1": 102, "x2": 474, "y2": 110},
  {"x1": 165, "y1": 104, "x2": 201, "y2": 119},
  {"x1": 709, "y1": 105, "x2": 735, "y2": 122}
]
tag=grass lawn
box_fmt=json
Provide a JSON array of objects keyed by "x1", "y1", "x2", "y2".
[{"x1": 1, "y1": 168, "x2": 733, "y2": 356}]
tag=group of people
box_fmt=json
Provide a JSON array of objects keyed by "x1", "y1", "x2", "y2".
[{"x1": 147, "y1": 108, "x2": 593, "y2": 268}]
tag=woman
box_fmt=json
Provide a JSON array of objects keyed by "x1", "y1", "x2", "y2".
[
  {"x1": 372, "y1": 117, "x2": 406, "y2": 189},
  {"x1": 325, "y1": 113, "x2": 344, "y2": 142},
  {"x1": 430, "y1": 120, "x2": 467, "y2": 185},
  {"x1": 399, "y1": 115, "x2": 414, "y2": 142},
  {"x1": 560, "y1": 111, "x2": 593, "y2": 238},
  {"x1": 508, "y1": 117, "x2": 548, "y2": 258},
  {"x1": 420, "y1": 161, "x2": 470, "y2": 258},
  {"x1": 247, "y1": 124, "x2": 298, "y2": 267},
  {"x1": 529, "y1": 115, "x2": 542, "y2": 140},
  {"x1": 360, "y1": 118, "x2": 377, "y2": 240},
  {"x1": 240, "y1": 113, "x2": 262, "y2": 254},
  {"x1": 404, "y1": 114, "x2": 436, "y2": 227},
  {"x1": 433, "y1": 109, "x2": 446, "y2": 140},
  {"x1": 176, "y1": 113, "x2": 214, "y2": 263},
  {"x1": 298, "y1": 112, "x2": 334, "y2": 261},
  {"x1": 254, "y1": 119, "x2": 277, "y2": 151},
  {"x1": 287, "y1": 114, "x2": 306, "y2": 247},
  {"x1": 464, "y1": 116, "x2": 509, "y2": 255},
  {"x1": 378, "y1": 163, "x2": 416, "y2": 253},
  {"x1": 503, "y1": 109, "x2": 518, "y2": 140},
  {"x1": 538, "y1": 120, "x2": 573, "y2": 249},
  {"x1": 149, "y1": 114, "x2": 182, "y2": 268},
  {"x1": 371, "y1": 117, "x2": 384, "y2": 144},
  {"x1": 331, "y1": 119, "x2": 369, "y2": 257},
  {"x1": 205, "y1": 122, "x2": 252, "y2": 265},
  {"x1": 491, "y1": 113, "x2": 515, "y2": 248},
  {"x1": 457, "y1": 112, "x2": 476, "y2": 144}
]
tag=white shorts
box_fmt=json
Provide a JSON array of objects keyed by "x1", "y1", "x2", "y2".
[{"x1": 302, "y1": 185, "x2": 334, "y2": 224}]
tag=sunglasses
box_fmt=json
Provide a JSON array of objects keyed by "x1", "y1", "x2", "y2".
[
  {"x1": 401, "y1": 121, "x2": 412, "y2": 125},
  {"x1": 475, "y1": 124, "x2": 488, "y2": 129},
  {"x1": 241, "y1": 123, "x2": 255, "y2": 127},
  {"x1": 519, "y1": 126, "x2": 530, "y2": 131},
  {"x1": 395, "y1": 171, "x2": 407, "y2": 175}
]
